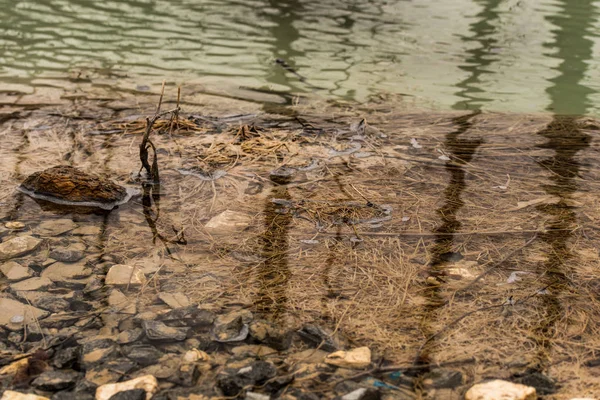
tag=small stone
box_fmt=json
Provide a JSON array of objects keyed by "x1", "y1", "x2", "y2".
[
  {"x1": 0, "y1": 391, "x2": 50, "y2": 400},
  {"x1": 0, "y1": 261, "x2": 35, "y2": 281},
  {"x1": 298, "y1": 324, "x2": 347, "y2": 352},
  {"x1": 80, "y1": 338, "x2": 118, "y2": 367},
  {"x1": 174, "y1": 362, "x2": 200, "y2": 386},
  {"x1": 41, "y1": 261, "x2": 92, "y2": 282},
  {"x1": 325, "y1": 347, "x2": 371, "y2": 369},
  {"x1": 142, "y1": 320, "x2": 189, "y2": 341},
  {"x1": 49, "y1": 246, "x2": 85, "y2": 263},
  {"x1": 35, "y1": 219, "x2": 78, "y2": 237},
  {"x1": 10, "y1": 277, "x2": 54, "y2": 291},
  {"x1": 31, "y1": 369, "x2": 80, "y2": 391},
  {"x1": 85, "y1": 359, "x2": 135, "y2": 386},
  {"x1": 5, "y1": 222, "x2": 25, "y2": 230},
  {"x1": 213, "y1": 312, "x2": 251, "y2": 343},
  {"x1": 105, "y1": 264, "x2": 146, "y2": 287},
  {"x1": 53, "y1": 346, "x2": 80, "y2": 369},
  {"x1": 0, "y1": 236, "x2": 42, "y2": 260},
  {"x1": 465, "y1": 380, "x2": 536, "y2": 400},
  {"x1": 71, "y1": 226, "x2": 102, "y2": 236},
  {"x1": 95, "y1": 375, "x2": 158, "y2": 400},
  {"x1": 421, "y1": 369, "x2": 463, "y2": 389},
  {"x1": 108, "y1": 289, "x2": 137, "y2": 314},
  {"x1": 161, "y1": 306, "x2": 215, "y2": 328},
  {"x1": 158, "y1": 292, "x2": 190, "y2": 309},
  {"x1": 123, "y1": 345, "x2": 164, "y2": 366},
  {"x1": 182, "y1": 349, "x2": 210, "y2": 363},
  {"x1": 117, "y1": 328, "x2": 145, "y2": 345},
  {"x1": 246, "y1": 392, "x2": 270, "y2": 400},
  {"x1": 340, "y1": 388, "x2": 380, "y2": 400},
  {"x1": 231, "y1": 345, "x2": 278, "y2": 358},
  {"x1": 205, "y1": 210, "x2": 252, "y2": 234},
  {"x1": 218, "y1": 361, "x2": 277, "y2": 396},
  {"x1": 249, "y1": 320, "x2": 293, "y2": 350},
  {"x1": 0, "y1": 298, "x2": 49, "y2": 330},
  {"x1": 107, "y1": 389, "x2": 146, "y2": 400}
]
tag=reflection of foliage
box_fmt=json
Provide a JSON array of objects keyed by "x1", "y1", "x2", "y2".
[{"x1": 142, "y1": 184, "x2": 187, "y2": 248}]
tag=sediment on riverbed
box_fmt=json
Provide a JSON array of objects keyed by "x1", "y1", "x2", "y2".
[{"x1": 0, "y1": 86, "x2": 599, "y2": 399}]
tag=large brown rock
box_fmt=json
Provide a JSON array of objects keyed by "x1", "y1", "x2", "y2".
[{"x1": 19, "y1": 166, "x2": 127, "y2": 205}]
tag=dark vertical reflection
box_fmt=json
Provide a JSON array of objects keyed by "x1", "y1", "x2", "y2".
[
  {"x1": 255, "y1": 176, "x2": 292, "y2": 320},
  {"x1": 417, "y1": 111, "x2": 482, "y2": 367},
  {"x1": 453, "y1": 0, "x2": 502, "y2": 110},
  {"x1": 529, "y1": 0, "x2": 594, "y2": 373},
  {"x1": 141, "y1": 183, "x2": 186, "y2": 253},
  {"x1": 263, "y1": 0, "x2": 305, "y2": 93}
]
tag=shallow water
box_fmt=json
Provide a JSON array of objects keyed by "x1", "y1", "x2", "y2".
[
  {"x1": 2, "y1": 0, "x2": 600, "y2": 114},
  {"x1": 1, "y1": 96, "x2": 600, "y2": 396}
]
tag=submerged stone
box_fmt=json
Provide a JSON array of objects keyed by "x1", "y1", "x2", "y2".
[
  {"x1": 19, "y1": 166, "x2": 131, "y2": 210},
  {"x1": 0, "y1": 236, "x2": 42, "y2": 260}
]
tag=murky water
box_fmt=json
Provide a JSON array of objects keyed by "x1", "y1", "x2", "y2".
[{"x1": 2, "y1": 0, "x2": 600, "y2": 114}]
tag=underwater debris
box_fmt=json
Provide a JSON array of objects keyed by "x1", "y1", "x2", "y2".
[{"x1": 18, "y1": 166, "x2": 135, "y2": 210}]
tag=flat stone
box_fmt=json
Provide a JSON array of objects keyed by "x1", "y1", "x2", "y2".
[
  {"x1": 20, "y1": 166, "x2": 128, "y2": 205},
  {"x1": 105, "y1": 264, "x2": 146, "y2": 287},
  {"x1": 31, "y1": 295, "x2": 70, "y2": 313},
  {"x1": 231, "y1": 345, "x2": 278, "y2": 358},
  {"x1": 95, "y1": 375, "x2": 158, "y2": 400},
  {"x1": 143, "y1": 320, "x2": 189, "y2": 341},
  {"x1": 465, "y1": 380, "x2": 536, "y2": 400},
  {"x1": 31, "y1": 369, "x2": 80, "y2": 391},
  {"x1": 161, "y1": 305, "x2": 216, "y2": 328},
  {"x1": 49, "y1": 245, "x2": 86, "y2": 263},
  {"x1": 107, "y1": 389, "x2": 146, "y2": 400},
  {"x1": 34, "y1": 219, "x2": 77, "y2": 237},
  {"x1": 80, "y1": 338, "x2": 118, "y2": 367},
  {"x1": 41, "y1": 261, "x2": 92, "y2": 282},
  {"x1": 218, "y1": 361, "x2": 277, "y2": 397},
  {"x1": 10, "y1": 277, "x2": 54, "y2": 291},
  {"x1": 117, "y1": 328, "x2": 145, "y2": 345},
  {"x1": 71, "y1": 226, "x2": 102, "y2": 236},
  {"x1": 158, "y1": 292, "x2": 190, "y2": 309},
  {"x1": 0, "y1": 261, "x2": 34, "y2": 281},
  {"x1": 108, "y1": 289, "x2": 137, "y2": 314},
  {"x1": 325, "y1": 347, "x2": 371, "y2": 369},
  {"x1": 205, "y1": 210, "x2": 252, "y2": 234},
  {"x1": 0, "y1": 236, "x2": 42, "y2": 260},
  {"x1": 123, "y1": 345, "x2": 164, "y2": 366},
  {"x1": 0, "y1": 391, "x2": 50, "y2": 400},
  {"x1": 85, "y1": 358, "x2": 136, "y2": 386},
  {"x1": 0, "y1": 298, "x2": 49, "y2": 330}
]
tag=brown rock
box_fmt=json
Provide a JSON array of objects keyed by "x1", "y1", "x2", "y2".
[{"x1": 20, "y1": 166, "x2": 127, "y2": 205}]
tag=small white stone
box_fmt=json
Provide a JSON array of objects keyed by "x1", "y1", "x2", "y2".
[
  {"x1": 95, "y1": 375, "x2": 158, "y2": 400},
  {"x1": 341, "y1": 388, "x2": 367, "y2": 400},
  {"x1": 465, "y1": 380, "x2": 536, "y2": 400},
  {"x1": 105, "y1": 264, "x2": 146, "y2": 287},
  {"x1": 325, "y1": 347, "x2": 371, "y2": 369},
  {"x1": 205, "y1": 210, "x2": 252, "y2": 234},
  {"x1": 1, "y1": 390, "x2": 50, "y2": 400}
]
